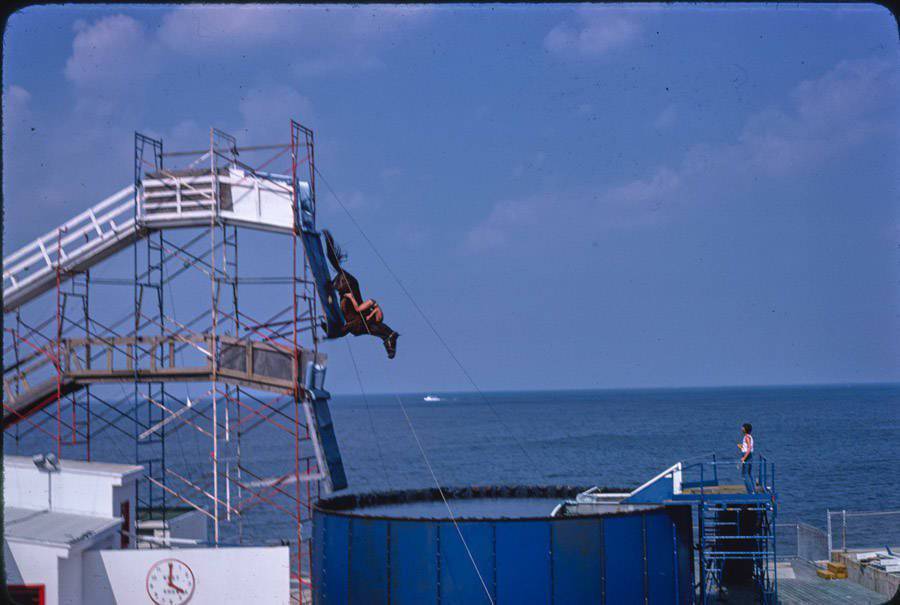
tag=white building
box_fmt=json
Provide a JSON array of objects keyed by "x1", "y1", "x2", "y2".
[{"x1": 4, "y1": 455, "x2": 290, "y2": 604}]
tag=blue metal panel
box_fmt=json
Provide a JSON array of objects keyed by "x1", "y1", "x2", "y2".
[
  {"x1": 495, "y1": 521, "x2": 551, "y2": 604},
  {"x1": 552, "y1": 518, "x2": 603, "y2": 605},
  {"x1": 299, "y1": 230, "x2": 345, "y2": 338},
  {"x1": 603, "y1": 515, "x2": 645, "y2": 605},
  {"x1": 439, "y1": 522, "x2": 495, "y2": 604},
  {"x1": 645, "y1": 511, "x2": 677, "y2": 605},
  {"x1": 671, "y1": 506, "x2": 695, "y2": 605},
  {"x1": 348, "y1": 517, "x2": 389, "y2": 604},
  {"x1": 309, "y1": 393, "x2": 347, "y2": 491},
  {"x1": 390, "y1": 520, "x2": 439, "y2": 605},
  {"x1": 320, "y1": 513, "x2": 349, "y2": 605},
  {"x1": 313, "y1": 512, "x2": 324, "y2": 605},
  {"x1": 314, "y1": 494, "x2": 696, "y2": 605}
]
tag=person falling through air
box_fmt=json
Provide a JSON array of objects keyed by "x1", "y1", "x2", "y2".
[
  {"x1": 738, "y1": 422, "x2": 755, "y2": 494},
  {"x1": 324, "y1": 230, "x2": 399, "y2": 359}
]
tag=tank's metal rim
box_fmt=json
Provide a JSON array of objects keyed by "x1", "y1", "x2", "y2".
[{"x1": 314, "y1": 485, "x2": 665, "y2": 522}]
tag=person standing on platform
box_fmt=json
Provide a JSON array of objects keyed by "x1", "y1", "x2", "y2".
[{"x1": 738, "y1": 423, "x2": 755, "y2": 493}]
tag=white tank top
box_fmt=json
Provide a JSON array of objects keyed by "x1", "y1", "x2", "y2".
[{"x1": 741, "y1": 434, "x2": 754, "y2": 454}]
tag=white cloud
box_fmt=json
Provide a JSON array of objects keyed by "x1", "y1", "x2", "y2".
[
  {"x1": 157, "y1": 5, "x2": 434, "y2": 75},
  {"x1": 653, "y1": 104, "x2": 677, "y2": 130},
  {"x1": 158, "y1": 6, "x2": 293, "y2": 53},
  {"x1": 604, "y1": 166, "x2": 680, "y2": 211},
  {"x1": 544, "y1": 10, "x2": 641, "y2": 58},
  {"x1": 3, "y1": 85, "x2": 32, "y2": 125},
  {"x1": 464, "y1": 56, "x2": 899, "y2": 253},
  {"x1": 65, "y1": 15, "x2": 159, "y2": 90},
  {"x1": 463, "y1": 197, "x2": 542, "y2": 253},
  {"x1": 730, "y1": 57, "x2": 897, "y2": 177}
]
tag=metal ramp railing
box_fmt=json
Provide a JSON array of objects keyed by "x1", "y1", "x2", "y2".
[
  {"x1": 3, "y1": 167, "x2": 301, "y2": 312},
  {"x1": 3, "y1": 185, "x2": 139, "y2": 312}
]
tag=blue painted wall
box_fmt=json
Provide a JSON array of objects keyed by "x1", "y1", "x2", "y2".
[{"x1": 313, "y1": 505, "x2": 693, "y2": 604}]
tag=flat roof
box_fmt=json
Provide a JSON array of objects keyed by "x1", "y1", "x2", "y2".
[
  {"x1": 5, "y1": 507, "x2": 122, "y2": 548},
  {"x1": 4, "y1": 455, "x2": 143, "y2": 480}
]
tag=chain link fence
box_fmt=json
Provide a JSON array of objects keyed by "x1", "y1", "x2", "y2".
[
  {"x1": 776, "y1": 522, "x2": 829, "y2": 561},
  {"x1": 827, "y1": 509, "x2": 900, "y2": 553},
  {"x1": 779, "y1": 510, "x2": 900, "y2": 562}
]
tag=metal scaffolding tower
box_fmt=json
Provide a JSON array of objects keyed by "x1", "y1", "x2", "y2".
[
  {"x1": 3, "y1": 120, "x2": 346, "y2": 602},
  {"x1": 681, "y1": 456, "x2": 778, "y2": 604}
]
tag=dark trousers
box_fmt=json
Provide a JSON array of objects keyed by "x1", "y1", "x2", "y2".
[
  {"x1": 741, "y1": 454, "x2": 754, "y2": 494},
  {"x1": 340, "y1": 317, "x2": 395, "y2": 341}
]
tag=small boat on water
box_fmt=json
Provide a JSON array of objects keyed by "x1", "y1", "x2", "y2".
[{"x1": 423, "y1": 395, "x2": 441, "y2": 402}]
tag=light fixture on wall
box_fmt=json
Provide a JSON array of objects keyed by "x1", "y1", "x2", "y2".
[
  {"x1": 32, "y1": 453, "x2": 60, "y2": 473},
  {"x1": 32, "y1": 453, "x2": 61, "y2": 510}
]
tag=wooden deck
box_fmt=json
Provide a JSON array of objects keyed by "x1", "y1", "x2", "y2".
[{"x1": 683, "y1": 484, "x2": 749, "y2": 495}]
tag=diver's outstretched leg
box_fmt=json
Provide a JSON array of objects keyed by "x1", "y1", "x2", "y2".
[
  {"x1": 337, "y1": 318, "x2": 399, "y2": 358},
  {"x1": 384, "y1": 331, "x2": 399, "y2": 359},
  {"x1": 364, "y1": 321, "x2": 399, "y2": 359}
]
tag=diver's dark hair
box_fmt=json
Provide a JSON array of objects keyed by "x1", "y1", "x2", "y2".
[
  {"x1": 323, "y1": 229, "x2": 346, "y2": 271},
  {"x1": 742, "y1": 423, "x2": 752, "y2": 434}
]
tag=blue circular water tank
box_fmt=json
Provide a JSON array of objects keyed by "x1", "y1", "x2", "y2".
[{"x1": 313, "y1": 486, "x2": 693, "y2": 604}]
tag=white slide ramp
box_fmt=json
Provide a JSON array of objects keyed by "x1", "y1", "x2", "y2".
[{"x1": 3, "y1": 167, "x2": 302, "y2": 312}]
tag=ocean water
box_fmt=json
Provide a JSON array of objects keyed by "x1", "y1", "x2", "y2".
[
  {"x1": 6, "y1": 383, "x2": 899, "y2": 550},
  {"x1": 329, "y1": 385, "x2": 899, "y2": 517},
  {"x1": 323, "y1": 384, "x2": 900, "y2": 551}
]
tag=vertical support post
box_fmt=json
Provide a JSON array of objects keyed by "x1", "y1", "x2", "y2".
[
  {"x1": 771, "y1": 499, "x2": 778, "y2": 602},
  {"x1": 134, "y1": 131, "x2": 165, "y2": 528},
  {"x1": 841, "y1": 510, "x2": 846, "y2": 552},
  {"x1": 55, "y1": 227, "x2": 64, "y2": 460},
  {"x1": 826, "y1": 510, "x2": 833, "y2": 557},
  {"x1": 290, "y1": 117, "x2": 319, "y2": 597},
  {"x1": 83, "y1": 269, "x2": 92, "y2": 460},
  {"x1": 671, "y1": 522, "x2": 679, "y2": 605},
  {"x1": 210, "y1": 127, "x2": 220, "y2": 546},
  {"x1": 698, "y1": 500, "x2": 706, "y2": 604}
]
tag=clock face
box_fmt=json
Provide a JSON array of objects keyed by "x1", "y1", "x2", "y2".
[{"x1": 146, "y1": 558, "x2": 195, "y2": 605}]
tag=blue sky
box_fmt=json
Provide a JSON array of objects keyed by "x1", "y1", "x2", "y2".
[{"x1": 3, "y1": 4, "x2": 898, "y2": 393}]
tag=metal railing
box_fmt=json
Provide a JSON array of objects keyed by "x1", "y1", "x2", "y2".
[
  {"x1": 826, "y1": 509, "x2": 900, "y2": 553},
  {"x1": 2, "y1": 185, "x2": 135, "y2": 306},
  {"x1": 3, "y1": 168, "x2": 297, "y2": 311},
  {"x1": 681, "y1": 454, "x2": 776, "y2": 496}
]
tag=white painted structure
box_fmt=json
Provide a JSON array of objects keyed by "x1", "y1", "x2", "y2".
[
  {"x1": 82, "y1": 546, "x2": 290, "y2": 604},
  {"x1": 4, "y1": 455, "x2": 291, "y2": 604},
  {"x1": 4, "y1": 455, "x2": 140, "y2": 605},
  {"x1": 5, "y1": 455, "x2": 142, "y2": 520}
]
